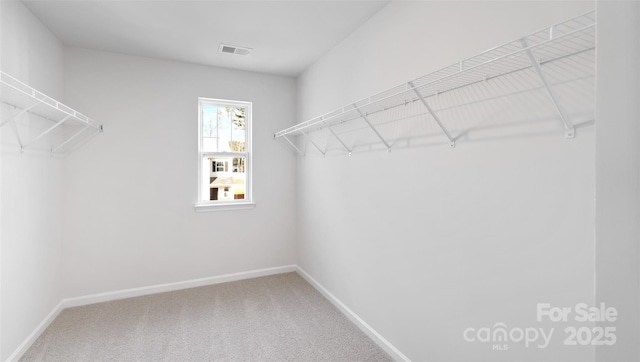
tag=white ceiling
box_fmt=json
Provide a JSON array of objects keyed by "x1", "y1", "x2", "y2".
[{"x1": 22, "y1": 0, "x2": 389, "y2": 77}]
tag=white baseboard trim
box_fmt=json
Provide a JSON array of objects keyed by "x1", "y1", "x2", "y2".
[
  {"x1": 63, "y1": 265, "x2": 296, "y2": 308},
  {"x1": 7, "y1": 265, "x2": 296, "y2": 362},
  {"x1": 6, "y1": 300, "x2": 65, "y2": 362},
  {"x1": 295, "y1": 266, "x2": 410, "y2": 362}
]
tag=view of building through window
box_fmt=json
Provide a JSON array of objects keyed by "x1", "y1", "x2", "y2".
[{"x1": 199, "y1": 100, "x2": 250, "y2": 202}]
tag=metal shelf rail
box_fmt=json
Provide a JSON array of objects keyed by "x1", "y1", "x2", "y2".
[
  {"x1": 274, "y1": 10, "x2": 596, "y2": 156},
  {"x1": 0, "y1": 71, "x2": 103, "y2": 155}
]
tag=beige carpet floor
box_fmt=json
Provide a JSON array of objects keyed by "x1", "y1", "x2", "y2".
[{"x1": 20, "y1": 272, "x2": 392, "y2": 362}]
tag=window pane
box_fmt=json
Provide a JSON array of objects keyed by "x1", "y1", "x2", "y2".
[
  {"x1": 218, "y1": 112, "x2": 231, "y2": 152},
  {"x1": 205, "y1": 156, "x2": 246, "y2": 201},
  {"x1": 201, "y1": 104, "x2": 218, "y2": 152},
  {"x1": 201, "y1": 104, "x2": 246, "y2": 153},
  {"x1": 230, "y1": 108, "x2": 246, "y2": 152}
]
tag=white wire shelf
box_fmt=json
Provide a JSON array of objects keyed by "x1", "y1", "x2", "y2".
[
  {"x1": 274, "y1": 10, "x2": 596, "y2": 156},
  {"x1": 0, "y1": 71, "x2": 103, "y2": 155}
]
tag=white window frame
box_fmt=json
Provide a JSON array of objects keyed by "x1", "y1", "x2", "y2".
[{"x1": 195, "y1": 97, "x2": 255, "y2": 212}]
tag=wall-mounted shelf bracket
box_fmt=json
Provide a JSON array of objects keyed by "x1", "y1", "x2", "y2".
[
  {"x1": 408, "y1": 82, "x2": 456, "y2": 148},
  {"x1": 323, "y1": 120, "x2": 352, "y2": 156},
  {"x1": 301, "y1": 130, "x2": 325, "y2": 157},
  {"x1": 355, "y1": 107, "x2": 391, "y2": 153},
  {"x1": 23, "y1": 114, "x2": 71, "y2": 150},
  {"x1": 10, "y1": 117, "x2": 24, "y2": 151},
  {"x1": 50, "y1": 124, "x2": 90, "y2": 154},
  {"x1": 520, "y1": 38, "x2": 575, "y2": 139},
  {"x1": 282, "y1": 134, "x2": 303, "y2": 156}
]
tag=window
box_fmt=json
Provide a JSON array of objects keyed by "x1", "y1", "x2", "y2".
[
  {"x1": 196, "y1": 98, "x2": 253, "y2": 211},
  {"x1": 213, "y1": 161, "x2": 227, "y2": 172}
]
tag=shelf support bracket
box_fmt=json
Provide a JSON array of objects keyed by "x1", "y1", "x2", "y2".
[
  {"x1": 301, "y1": 130, "x2": 325, "y2": 157},
  {"x1": 409, "y1": 82, "x2": 456, "y2": 148},
  {"x1": 281, "y1": 134, "x2": 304, "y2": 156},
  {"x1": 51, "y1": 124, "x2": 91, "y2": 154},
  {"x1": 323, "y1": 121, "x2": 352, "y2": 156},
  {"x1": 355, "y1": 108, "x2": 391, "y2": 153},
  {"x1": 23, "y1": 115, "x2": 70, "y2": 150},
  {"x1": 520, "y1": 38, "x2": 575, "y2": 138},
  {"x1": 0, "y1": 101, "x2": 40, "y2": 128},
  {"x1": 9, "y1": 118, "x2": 24, "y2": 152}
]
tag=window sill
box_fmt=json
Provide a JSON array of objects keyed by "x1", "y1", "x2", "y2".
[{"x1": 194, "y1": 202, "x2": 256, "y2": 212}]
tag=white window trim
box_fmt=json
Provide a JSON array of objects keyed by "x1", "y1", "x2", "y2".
[
  {"x1": 195, "y1": 202, "x2": 256, "y2": 212},
  {"x1": 195, "y1": 98, "x2": 253, "y2": 212}
]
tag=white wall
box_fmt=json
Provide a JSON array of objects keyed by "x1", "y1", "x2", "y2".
[
  {"x1": 0, "y1": 2, "x2": 65, "y2": 360},
  {"x1": 5, "y1": 2, "x2": 638, "y2": 362},
  {"x1": 61, "y1": 48, "x2": 297, "y2": 298},
  {"x1": 595, "y1": 2, "x2": 640, "y2": 360},
  {"x1": 296, "y1": 2, "x2": 596, "y2": 361}
]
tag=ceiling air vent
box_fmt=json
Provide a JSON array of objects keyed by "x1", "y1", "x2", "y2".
[{"x1": 219, "y1": 44, "x2": 252, "y2": 56}]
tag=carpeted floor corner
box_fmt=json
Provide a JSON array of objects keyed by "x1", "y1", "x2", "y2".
[{"x1": 20, "y1": 272, "x2": 393, "y2": 362}]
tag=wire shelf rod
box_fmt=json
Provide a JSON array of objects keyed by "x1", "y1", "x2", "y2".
[
  {"x1": 275, "y1": 17, "x2": 594, "y2": 139},
  {"x1": 0, "y1": 71, "x2": 101, "y2": 129},
  {"x1": 286, "y1": 45, "x2": 593, "y2": 140},
  {"x1": 1, "y1": 99, "x2": 78, "y2": 124},
  {"x1": 1, "y1": 70, "x2": 104, "y2": 155}
]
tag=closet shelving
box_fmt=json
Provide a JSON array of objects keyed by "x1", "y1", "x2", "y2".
[
  {"x1": 274, "y1": 11, "x2": 596, "y2": 156},
  {"x1": 0, "y1": 71, "x2": 103, "y2": 155}
]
